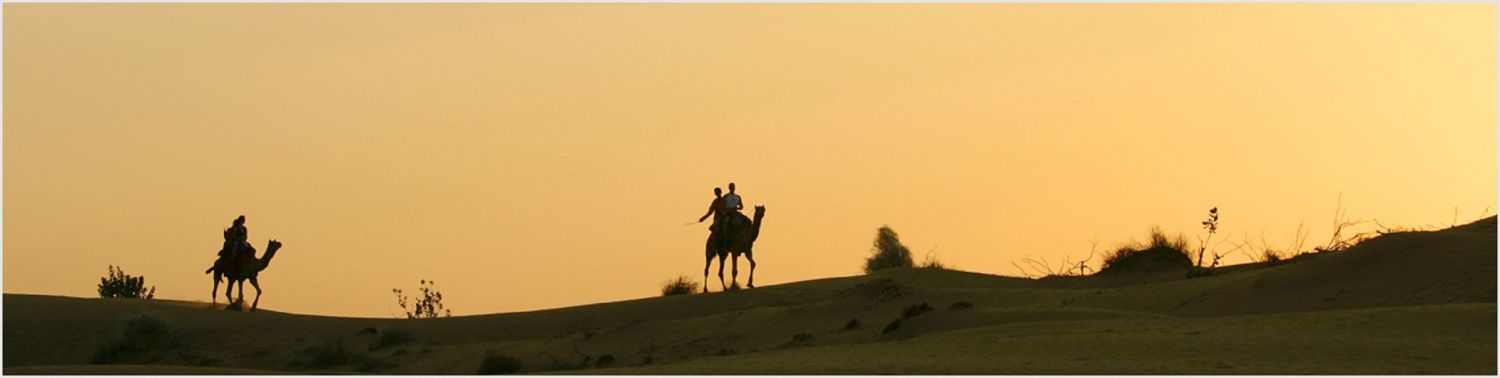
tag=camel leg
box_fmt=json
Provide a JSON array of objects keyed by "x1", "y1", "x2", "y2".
[
  {"x1": 236, "y1": 280, "x2": 246, "y2": 310},
  {"x1": 225, "y1": 280, "x2": 236, "y2": 309},
  {"x1": 704, "y1": 237, "x2": 715, "y2": 293},
  {"x1": 717, "y1": 253, "x2": 728, "y2": 291},
  {"x1": 746, "y1": 249, "x2": 757, "y2": 289},
  {"x1": 249, "y1": 277, "x2": 262, "y2": 311},
  {"x1": 210, "y1": 272, "x2": 220, "y2": 307},
  {"x1": 731, "y1": 252, "x2": 740, "y2": 287}
]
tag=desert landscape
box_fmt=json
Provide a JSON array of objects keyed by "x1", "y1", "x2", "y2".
[
  {"x1": 5, "y1": 3, "x2": 1495, "y2": 376},
  {"x1": 5, "y1": 217, "x2": 1494, "y2": 374}
]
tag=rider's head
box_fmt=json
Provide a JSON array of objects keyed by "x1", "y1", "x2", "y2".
[
  {"x1": 728, "y1": 183, "x2": 736, "y2": 193},
  {"x1": 714, "y1": 187, "x2": 723, "y2": 197},
  {"x1": 234, "y1": 215, "x2": 245, "y2": 225}
]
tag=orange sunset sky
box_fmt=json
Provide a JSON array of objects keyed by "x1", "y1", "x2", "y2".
[{"x1": 4, "y1": 3, "x2": 1495, "y2": 317}]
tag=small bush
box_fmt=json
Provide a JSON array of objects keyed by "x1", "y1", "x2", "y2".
[
  {"x1": 98, "y1": 265, "x2": 155, "y2": 299},
  {"x1": 92, "y1": 312, "x2": 179, "y2": 364},
  {"x1": 294, "y1": 340, "x2": 361, "y2": 369},
  {"x1": 1099, "y1": 226, "x2": 1192, "y2": 273},
  {"x1": 478, "y1": 352, "x2": 522, "y2": 374},
  {"x1": 354, "y1": 358, "x2": 397, "y2": 372},
  {"x1": 660, "y1": 275, "x2": 698, "y2": 296},
  {"x1": 843, "y1": 318, "x2": 861, "y2": 330},
  {"x1": 949, "y1": 301, "x2": 974, "y2": 310},
  {"x1": 882, "y1": 318, "x2": 903, "y2": 334},
  {"x1": 370, "y1": 327, "x2": 414, "y2": 351},
  {"x1": 791, "y1": 332, "x2": 814, "y2": 344},
  {"x1": 864, "y1": 225, "x2": 914, "y2": 273},
  {"x1": 1262, "y1": 250, "x2": 1285, "y2": 266},
  {"x1": 918, "y1": 250, "x2": 948, "y2": 269},
  {"x1": 595, "y1": 354, "x2": 615, "y2": 368},
  {"x1": 901, "y1": 302, "x2": 933, "y2": 319},
  {"x1": 393, "y1": 280, "x2": 451, "y2": 319},
  {"x1": 844, "y1": 278, "x2": 910, "y2": 305}
]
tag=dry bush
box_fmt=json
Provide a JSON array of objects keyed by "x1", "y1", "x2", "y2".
[
  {"x1": 1099, "y1": 226, "x2": 1192, "y2": 273},
  {"x1": 292, "y1": 340, "x2": 364, "y2": 369},
  {"x1": 370, "y1": 327, "x2": 414, "y2": 351},
  {"x1": 98, "y1": 265, "x2": 155, "y2": 299},
  {"x1": 1011, "y1": 238, "x2": 1099, "y2": 278},
  {"x1": 393, "y1": 280, "x2": 451, "y2": 319},
  {"x1": 478, "y1": 352, "x2": 522, "y2": 374},
  {"x1": 660, "y1": 275, "x2": 698, "y2": 296},
  {"x1": 1315, "y1": 193, "x2": 1372, "y2": 253},
  {"x1": 864, "y1": 225, "x2": 914, "y2": 273},
  {"x1": 92, "y1": 312, "x2": 179, "y2": 364},
  {"x1": 918, "y1": 249, "x2": 948, "y2": 270},
  {"x1": 843, "y1": 278, "x2": 910, "y2": 305}
]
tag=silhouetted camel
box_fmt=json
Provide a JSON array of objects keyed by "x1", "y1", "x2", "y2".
[
  {"x1": 703, "y1": 205, "x2": 766, "y2": 292},
  {"x1": 206, "y1": 236, "x2": 283, "y2": 311}
]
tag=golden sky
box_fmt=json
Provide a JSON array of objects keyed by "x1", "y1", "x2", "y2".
[{"x1": 5, "y1": 3, "x2": 1495, "y2": 317}]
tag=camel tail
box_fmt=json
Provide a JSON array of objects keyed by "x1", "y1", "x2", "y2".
[{"x1": 205, "y1": 266, "x2": 214, "y2": 274}]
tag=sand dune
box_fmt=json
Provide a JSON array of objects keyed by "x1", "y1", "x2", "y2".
[{"x1": 4, "y1": 217, "x2": 1494, "y2": 374}]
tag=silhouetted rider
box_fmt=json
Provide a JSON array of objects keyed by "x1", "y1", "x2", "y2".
[{"x1": 698, "y1": 187, "x2": 726, "y2": 234}]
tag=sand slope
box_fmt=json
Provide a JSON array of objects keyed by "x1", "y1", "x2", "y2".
[{"x1": 4, "y1": 218, "x2": 1494, "y2": 374}]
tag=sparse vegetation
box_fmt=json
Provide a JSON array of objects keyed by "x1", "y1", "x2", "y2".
[
  {"x1": 370, "y1": 326, "x2": 414, "y2": 351},
  {"x1": 478, "y1": 352, "x2": 522, "y2": 374},
  {"x1": 92, "y1": 312, "x2": 179, "y2": 364},
  {"x1": 1098, "y1": 226, "x2": 1192, "y2": 273},
  {"x1": 1012, "y1": 238, "x2": 1099, "y2": 278},
  {"x1": 882, "y1": 318, "x2": 903, "y2": 334},
  {"x1": 98, "y1": 265, "x2": 155, "y2": 299},
  {"x1": 1262, "y1": 250, "x2": 1284, "y2": 266},
  {"x1": 864, "y1": 225, "x2": 914, "y2": 273},
  {"x1": 844, "y1": 278, "x2": 910, "y2": 305},
  {"x1": 843, "y1": 318, "x2": 861, "y2": 330},
  {"x1": 791, "y1": 332, "x2": 814, "y2": 344},
  {"x1": 393, "y1": 279, "x2": 451, "y2": 319},
  {"x1": 1316, "y1": 193, "x2": 1371, "y2": 253},
  {"x1": 900, "y1": 302, "x2": 933, "y2": 318},
  {"x1": 918, "y1": 248, "x2": 948, "y2": 269},
  {"x1": 1194, "y1": 207, "x2": 1221, "y2": 268},
  {"x1": 292, "y1": 340, "x2": 363, "y2": 369},
  {"x1": 660, "y1": 275, "x2": 698, "y2": 296}
]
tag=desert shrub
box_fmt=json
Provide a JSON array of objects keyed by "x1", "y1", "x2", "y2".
[
  {"x1": 1194, "y1": 207, "x2": 1220, "y2": 268},
  {"x1": 1099, "y1": 226, "x2": 1192, "y2": 273},
  {"x1": 882, "y1": 318, "x2": 903, "y2": 334},
  {"x1": 595, "y1": 354, "x2": 615, "y2": 368},
  {"x1": 843, "y1": 318, "x2": 861, "y2": 330},
  {"x1": 370, "y1": 326, "x2": 414, "y2": 350},
  {"x1": 949, "y1": 301, "x2": 974, "y2": 310},
  {"x1": 393, "y1": 279, "x2": 451, "y2": 319},
  {"x1": 1262, "y1": 250, "x2": 1285, "y2": 266},
  {"x1": 478, "y1": 352, "x2": 523, "y2": 374},
  {"x1": 354, "y1": 358, "x2": 397, "y2": 372},
  {"x1": 918, "y1": 252, "x2": 948, "y2": 270},
  {"x1": 864, "y1": 225, "x2": 914, "y2": 273},
  {"x1": 92, "y1": 312, "x2": 179, "y2": 364},
  {"x1": 900, "y1": 302, "x2": 933, "y2": 318},
  {"x1": 791, "y1": 332, "x2": 814, "y2": 344},
  {"x1": 844, "y1": 278, "x2": 910, "y2": 305},
  {"x1": 660, "y1": 275, "x2": 698, "y2": 296},
  {"x1": 98, "y1": 265, "x2": 155, "y2": 299},
  {"x1": 293, "y1": 340, "x2": 362, "y2": 369}
]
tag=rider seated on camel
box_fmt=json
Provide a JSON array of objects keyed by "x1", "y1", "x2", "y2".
[
  {"x1": 722, "y1": 182, "x2": 746, "y2": 229},
  {"x1": 698, "y1": 187, "x2": 726, "y2": 234},
  {"x1": 220, "y1": 215, "x2": 254, "y2": 260}
]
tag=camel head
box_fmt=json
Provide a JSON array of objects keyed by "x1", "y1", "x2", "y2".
[
  {"x1": 753, "y1": 205, "x2": 766, "y2": 220},
  {"x1": 267, "y1": 239, "x2": 283, "y2": 253}
]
